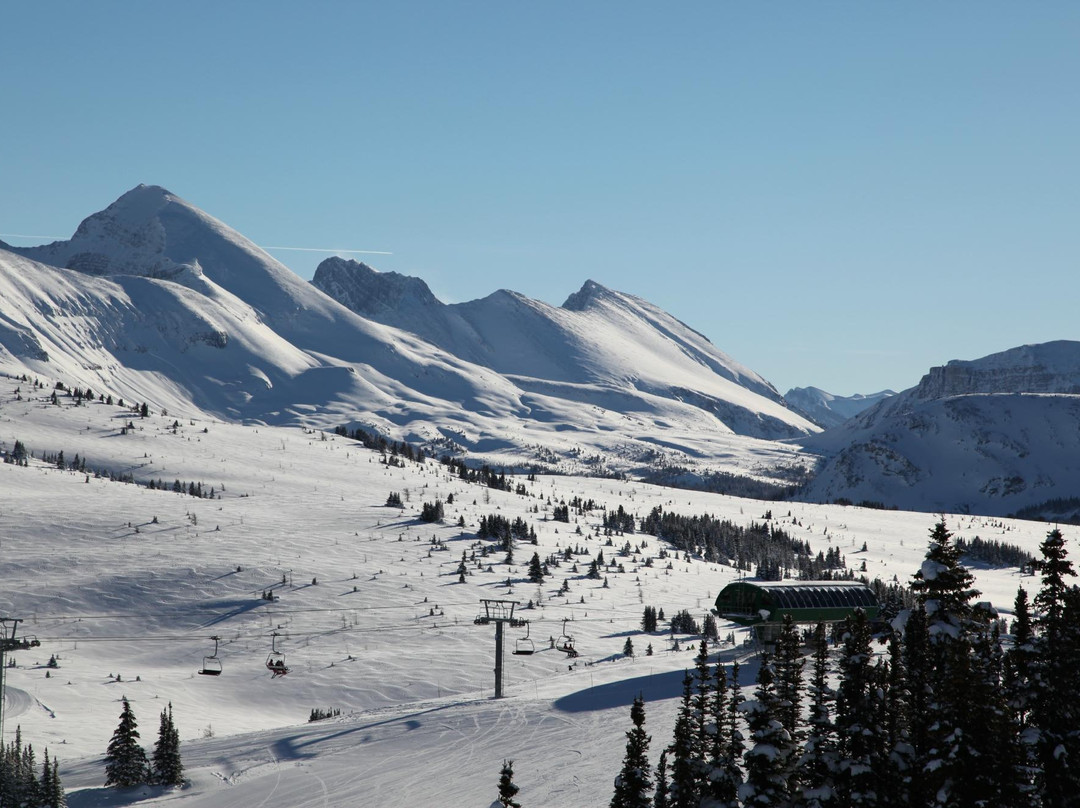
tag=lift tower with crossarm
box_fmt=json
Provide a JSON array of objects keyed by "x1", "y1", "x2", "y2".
[{"x1": 474, "y1": 599, "x2": 527, "y2": 698}]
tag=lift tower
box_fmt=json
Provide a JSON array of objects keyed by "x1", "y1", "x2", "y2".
[{"x1": 474, "y1": 600, "x2": 526, "y2": 698}]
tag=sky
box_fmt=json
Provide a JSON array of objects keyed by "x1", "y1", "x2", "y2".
[{"x1": 2, "y1": 2, "x2": 1079, "y2": 396}]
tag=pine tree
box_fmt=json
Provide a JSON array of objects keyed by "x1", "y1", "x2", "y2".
[
  {"x1": 496, "y1": 759, "x2": 521, "y2": 808},
  {"x1": 611, "y1": 694, "x2": 652, "y2": 808},
  {"x1": 834, "y1": 611, "x2": 879, "y2": 808},
  {"x1": 1031, "y1": 528, "x2": 1080, "y2": 806},
  {"x1": 702, "y1": 662, "x2": 741, "y2": 808},
  {"x1": 624, "y1": 637, "x2": 635, "y2": 657},
  {"x1": 909, "y1": 519, "x2": 980, "y2": 807},
  {"x1": 794, "y1": 623, "x2": 836, "y2": 808},
  {"x1": 774, "y1": 615, "x2": 804, "y2": 740},
  {"x1": 654, "y1": 751, "x2": 669, "y2": 808},
  {"x1": 152, "y1": 703, "x2": 183, "y2": 786},
  {"x1": 667, "y1": 672, "x2": 700, "y2": 808},
  {"x1": 740, "y1": 656, "x2": 794, "y2": 807},
  {"x1": 104, "y1": 697, "x2": 149, "y2": 788},
  {"x1": 527, "y1": 553, "x2": 544, "y2": 583}
]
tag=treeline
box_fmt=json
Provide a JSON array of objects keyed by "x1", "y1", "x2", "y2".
[
  {"x1": 956, "y1": 535, "x2": 1034, "y2": 568},
  {"x1": 0, "y1": 728, "x2": 65, "y2": 808},
  {"x1": 334, "y1": 425, "x2": 427, "y2": 464},
  {"x1": 1010, "y1": 497, "x2": 1080, "y2": 526},
  {"x1": 608, "y1": 523, "x2": 1080, "y2": 808},
  {"x1": 639, "y1": 467, "x2": 810, "y2": 501},
  {"x1": 440, "y1": 456, "x2": 520, "y2": 493},
  {"x1": 638, "y1": 507, "x2": 845, "y2": 580}
]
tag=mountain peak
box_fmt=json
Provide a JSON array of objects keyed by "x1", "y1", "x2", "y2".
[
  {"x1": 562, "y1": 279, "x2": 613, "y2": 311},
  {"x1": 311, "y1": 257, "x2": 440, "y2": 319}
]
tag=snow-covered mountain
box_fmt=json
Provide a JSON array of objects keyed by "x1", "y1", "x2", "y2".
[
  {"x1": 0, "y1": 185, "x2": 815, "y2": 481},
  {"x1": 784, "y1": 386, "x2": 896, "y2": 429},
  {"x1": 312, "y1": 257, "x2": 814, "y2": 441},
  {"x1": 800, "y1": 341, "x2": 1080, "y2": 515}
]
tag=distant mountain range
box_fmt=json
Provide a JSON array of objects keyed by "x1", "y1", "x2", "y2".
[
  {"x1": 0, "y1": 185, "x2": 815, "y2": 482},
  {"x1": 4, "y1": 185, "x2": 1077, "y2": 518},
  {"x1": 783, "y1": 387, "x2": 896, "y2": 429},
  {"x1": 800, "y1": 342, "x2": 1080, "y2": 517}
]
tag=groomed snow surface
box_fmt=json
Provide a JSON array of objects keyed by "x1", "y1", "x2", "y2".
[{"x1": 0, "y1": 377, "x2": 1065, "y2": 807}]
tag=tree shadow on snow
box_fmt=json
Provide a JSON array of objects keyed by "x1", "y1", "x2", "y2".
[{"x1": 553, "y1": 653, "x2": 761, "y2": 714}]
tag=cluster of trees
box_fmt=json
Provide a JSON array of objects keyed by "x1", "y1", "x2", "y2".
[
  {"x1": 145, "y1": 479, "x2": 217, "y2": 499},
  {"x1": 604, "y1": 505, "x2": 636, "y2": 534},
  {"x1": 954, "y1": 535, "x2": 1034, "y2": 568},
  {"x1": 0, "y1": 727, "x2": 65, "y2": 808},
  {"x1": 420, "y1": 499, "x2": 445, "y2": 523},
  {"x1": 608, "y1": 521, "x2": 1080, "y2": 808},
  {"x1": 104, "y1": 698, "x2": 183, "y2": 789},
  {"x1": 334, "y1": 426, "x2": 427, "y2": 464},
  {"x1": 478, "y1": 514, "x2": 536, "y2": 547},
  {"x1": 439, "y1": 456, "x2": 514, "y2": 491},
  {"x1": 639, "y1": 507, "x2": 831, "y2": 579}
]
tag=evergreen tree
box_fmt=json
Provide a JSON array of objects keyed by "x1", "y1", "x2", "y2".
[
  {"x1": 151, "y1": 703, "x2": 183, "y2": 786},
  {"x1": 496, "y1": 759, "x2": 521, "y2": 808},
  {"x1": 1031, "y1": 528, "x2": 1080, "y2": 806},
  {"x1": 703, "y1": 662, "x2": 741, "y2": 808},
  {"x1": 667, "y1": 672, "x2": 700, "y2": 808},
  {"x1": 104, "y1": 697, "x2": 149, "y2": 788},
  {"x1": 740, "y1": 656, "x2": 795, "y2": 807},
  {"x1": 774, "y1": 615, "x2": 805, "y2": 740},
  {"x1": 834, "y1": 610, "x2": 880, "y2": 808},
  {"x1": 611, "y1": 694, "x2": 652, "y2": 808},
  {"x1": 527, "y1": 552, "x2": 544, "y2": 583},
  {"x1": 909, "y1": 519, "x2": 980, "y2": 808},
  {"x1": 794, "y1": 623, "x2": 836, "y2": 808},
  {"x1": 653, "y1": 751, "x2": 669, "y2": 808},
  {"x1": 624, "y1": 637, "x2": 635, "y2": 658}
]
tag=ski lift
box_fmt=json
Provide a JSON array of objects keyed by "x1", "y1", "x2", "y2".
[
  {"x1": 198, "y1": 635, "x2": 222, "y2": 676},
  {"x1": 513, "y1": 622, "x2": 535, "y2": 656},
  {"x1": 556, "y1": 618, "x2": 578, "y2": 658},
  {"x1": 266, "y1": 632, "x2": 289, "y2": 677}
]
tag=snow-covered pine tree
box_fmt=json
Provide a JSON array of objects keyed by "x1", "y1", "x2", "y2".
[
  {"x1": 793, "y1": 623, "x2": 836, "y2": 808},
  {"x1": 740, "y1": 655, "x2": 795, "y2": 808},
  {"x1": 908, "y1": 519, "x2": 979, "y2": 807},
  {"x1": 774, "y1": 615, "x2": 804, "y2": 741},
  {"x1": 611, "y1": 694, "x2": 652, "y2": 808},
  {"x1": 1031, "y1": 528, "x2": 1080, "y2": 806},
  {"x1": 833, "y1": 610, "x2": 881, "y2": 808},
  {"x1": 702, "y1": 661, "x2": 741, "y2": 808},
  {"x1": 495, "y1": 759, "x2": 521, "y2": 808},
  {"x1": 152, "y1": 702, "x2": 183, "y2": 786},
  {"x1": 667, "y1": 672, "x2": 700, "y2": 808},
  {"x1": 104, "y1": 697, "x2": 149, "y2": 788}
]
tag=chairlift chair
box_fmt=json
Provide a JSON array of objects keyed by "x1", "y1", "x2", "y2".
[
  {"x1": 266, "y1": 632, "x2": 289, "y2": 677},
  {"x1": 556, "y1": 618, "x2": 578, "y2": 658},
  {"x1": 513, "y1": 622, "x2": 535, "y2": 656},
  {"x1": 198, "y1": 635, "x2": 223, "y2": 676}
]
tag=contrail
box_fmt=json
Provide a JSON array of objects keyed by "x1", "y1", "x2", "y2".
[
  {"x1": 262, "y1": 246, "x2": 393, "y2": 255},
  {"x1": 0, "y1": 233, "x2": 66, "y2": 241}
]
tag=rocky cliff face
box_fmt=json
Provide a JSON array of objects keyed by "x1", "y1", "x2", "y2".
[
  {"x1": 913, "y1": 341, "x2": 1080, "y2": 399},
  {"x1": 798, "y1": 341, "x2": 1080, "y2": 515},
  {"x1": 312, "y1": 258, "x2": 440, "y2": 320}
]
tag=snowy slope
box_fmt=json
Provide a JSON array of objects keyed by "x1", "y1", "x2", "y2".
[
  {"x1": 0, "y1": 373, "x2": 1062, "y2": 807},
  {"x1": 312, "y1": 258, "x2": 817, "y2": 440},
  {"x1": 784, "y1": 386, "x2": 896, "y2": 429},
  {"x1": 800, "y1": 342, "x2": 1080, "y2": 515},
  {"x1": 0, "y1": 187, "x2": 814, "y2": 483}
]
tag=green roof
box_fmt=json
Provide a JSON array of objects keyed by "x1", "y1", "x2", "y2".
[{"x1": 714, "y1": 580, "x2": 880, "y2": 626}]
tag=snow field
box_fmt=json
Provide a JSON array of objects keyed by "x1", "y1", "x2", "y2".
[{"x1": 0, "y1": 376, "x2": 1067, "y2": 806}]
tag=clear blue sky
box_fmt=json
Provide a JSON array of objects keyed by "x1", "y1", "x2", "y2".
[{"x1": 3, "y1": 3, "x2": 1079, "y2": 396}]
